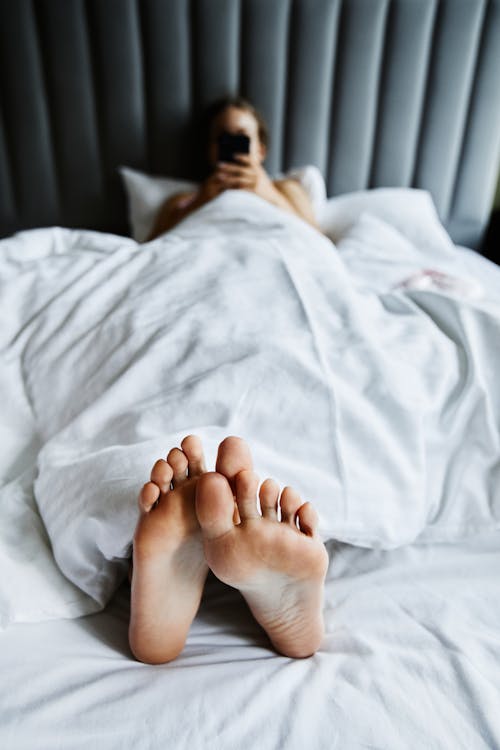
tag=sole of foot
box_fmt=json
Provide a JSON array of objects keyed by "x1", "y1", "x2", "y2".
[
  {"x1": 129, "y1": 435, "x2": 210, "y2": 664},
  {"x1": 195, "y1": 436, "x2": 329, "y2": 658}
]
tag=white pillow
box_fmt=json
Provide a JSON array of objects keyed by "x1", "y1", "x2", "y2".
[
  {"x1": 334, "y1": 212, "x2": 484, "y2": 298},
  {"x1": 317, "y1": 187, "x2": 455, "y2": 258},
  {"x1": 121, "y1": 164, "x2": 454, "y2": 260},
  {"x1": 119, "y1": 164, "x2": 327, "y2": 242}
]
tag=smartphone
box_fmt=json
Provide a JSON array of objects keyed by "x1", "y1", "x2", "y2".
[{"x1": 217, "y1": 132, "x2": 250, "y2": 163}]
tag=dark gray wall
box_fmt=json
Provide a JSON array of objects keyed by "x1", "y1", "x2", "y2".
[{"x1": 1, "y1": 0, "x2": 500, "y2": 248}]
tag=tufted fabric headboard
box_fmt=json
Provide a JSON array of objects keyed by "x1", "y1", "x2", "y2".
[{"x1": 1, "y1": 0, "x2": 500, "y2": 248}]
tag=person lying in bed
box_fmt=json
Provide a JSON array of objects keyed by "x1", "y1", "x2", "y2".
[
  {"x1": 129, "y1": 435, "x2": 329, "y2": 664},
  {"x1": 147, "y1": 95, "x2": 318, "y2": 240}
]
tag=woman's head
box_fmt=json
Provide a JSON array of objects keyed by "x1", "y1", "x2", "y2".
[{"x1": 203, "y1": 96, "x2": 269, "y2": 170}]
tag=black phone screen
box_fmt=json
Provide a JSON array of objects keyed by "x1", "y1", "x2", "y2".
[{"x1": 217, "y1": 132, "x2": 250, "y2": 163}]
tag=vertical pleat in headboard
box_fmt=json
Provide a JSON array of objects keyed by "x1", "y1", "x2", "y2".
[
  {"x1": 0, "y1": 94, "x2": 15, "y2": 232},
  {"x1": 369, "y1": 0, "x2": 437, "y2": 189},
  {"x1": 283, "y1": 0, "x2": 340, "y2": 177},
  {"x1": 240, "y1": 0, "x2": 292, "y2": 178},
  {"x1": 139, "y1": 0, "x2": 192, "y2": 177},
  {"x1": 0, "y1": 0, "x2": 60, "y2": 232},
  {"x1": 325, "y1": 0, "x2": 390, "y2": 195},
  {"x1": 0, "y1": 0, "x2": 499, "y2": 247},
  {"x1": 412, "y1": 0, "x2": 487, "y2": 222},
  {"x1": 446, "y1": 0, "x2": 500, "y2": 244},
  {"x1": 84, "y1": 0, "x2": 148, "y2": 226},
  {"x1": 32, "y1": 0, "x2": 105, "y2": 229}
]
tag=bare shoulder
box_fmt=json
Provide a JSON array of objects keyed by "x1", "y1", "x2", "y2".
[
  {"x1": 147, "y1": 189, "x2": 199, "y2": 241},
  {"x1": 273, "y1": 177, "x2": 308, "y2": 198},
  {"x1": 272, "y1": 177, "x2": 318, "y2": 228}
]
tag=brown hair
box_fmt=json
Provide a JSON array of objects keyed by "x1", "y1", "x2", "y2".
[{"x1": 203, "y1": 95, "x2": 270, "y2": 149}]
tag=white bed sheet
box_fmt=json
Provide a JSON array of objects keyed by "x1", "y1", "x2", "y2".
[{"x1": 1, "y1": 533, "x2": 499, "y2": 750}]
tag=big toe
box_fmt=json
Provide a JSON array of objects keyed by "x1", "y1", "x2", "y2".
[
  {"x1": 195, "y1": 472, "x2": 235, "y2": 541},
  {"x1": 215, "y1": 436, "x2": 253, "y2": 491}
]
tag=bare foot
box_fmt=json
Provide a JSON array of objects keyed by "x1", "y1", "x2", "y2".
[
  {"x1": 129, "y1": 435, "x2": 209, "y2": 664},
  {"x1": 195, "y1": 437, "x2": 329, "y2": 658}
]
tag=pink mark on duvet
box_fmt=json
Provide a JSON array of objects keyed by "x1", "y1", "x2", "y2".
[{"x1": 395, "y1": 268, "x2": 483, "y2": 299}]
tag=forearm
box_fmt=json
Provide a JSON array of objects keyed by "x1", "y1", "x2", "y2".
[
  {"x1": 147, "y1": 210, "x2": 185, "y2": 241},
  {"x1": 148, "y1": 203, "x2": 194, "y2": 241},
  {"x1": 147, "y1": 191, "x2": 208, "y2": 241}
]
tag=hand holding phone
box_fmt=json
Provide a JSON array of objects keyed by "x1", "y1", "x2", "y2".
[{"x1": 216, "y1": 132, "x2": 250, "y2": 163}]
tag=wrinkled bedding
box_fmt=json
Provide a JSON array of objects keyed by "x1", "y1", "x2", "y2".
[{"x1": 1, "y1": 190, "x2": 500, "y2": 626}]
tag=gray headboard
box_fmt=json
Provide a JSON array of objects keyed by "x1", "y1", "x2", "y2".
[{"x1": 1, "y1": 0, "x2": 500, "y2": 249}]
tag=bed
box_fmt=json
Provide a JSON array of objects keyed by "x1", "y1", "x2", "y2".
[{"x1": 1, "y1": 1, "x2": 500, "y2": 748}]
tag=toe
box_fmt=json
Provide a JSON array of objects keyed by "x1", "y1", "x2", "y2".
[
  {"x1": 279, "y1": 486, "x2": 303, "y2": 527},
  {"x1": 167, "y1": 447, "x2": 188, "y2": 487},
  {"x1": 296, "y1": 502, "x2": 319, "y2": 537},
  {"x1": 234, "y1": 469, "x2": 260, "y2": 520},
  {"x1": 150, "y1": 459, "x2": 174, "y2": 493},
  {"x1": 181, "y1": 435, "x2": 207, "y2": 477},
  {"x1": 195, "y1": 472, "x2": 235, "y2": 540},
  {"x1": 139, "y1": 482, "x2": 160, "y2": 513},
  {"x1": 259, "y1": 478, "x2": 279, "y2": 520},
  {"x1": 215, "y1": 436, "x2": 253, "y2": 492}
]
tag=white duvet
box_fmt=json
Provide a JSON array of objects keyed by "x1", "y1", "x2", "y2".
[{"x1": 1, "y1": 190, "x2": 499, "y2": 627}]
